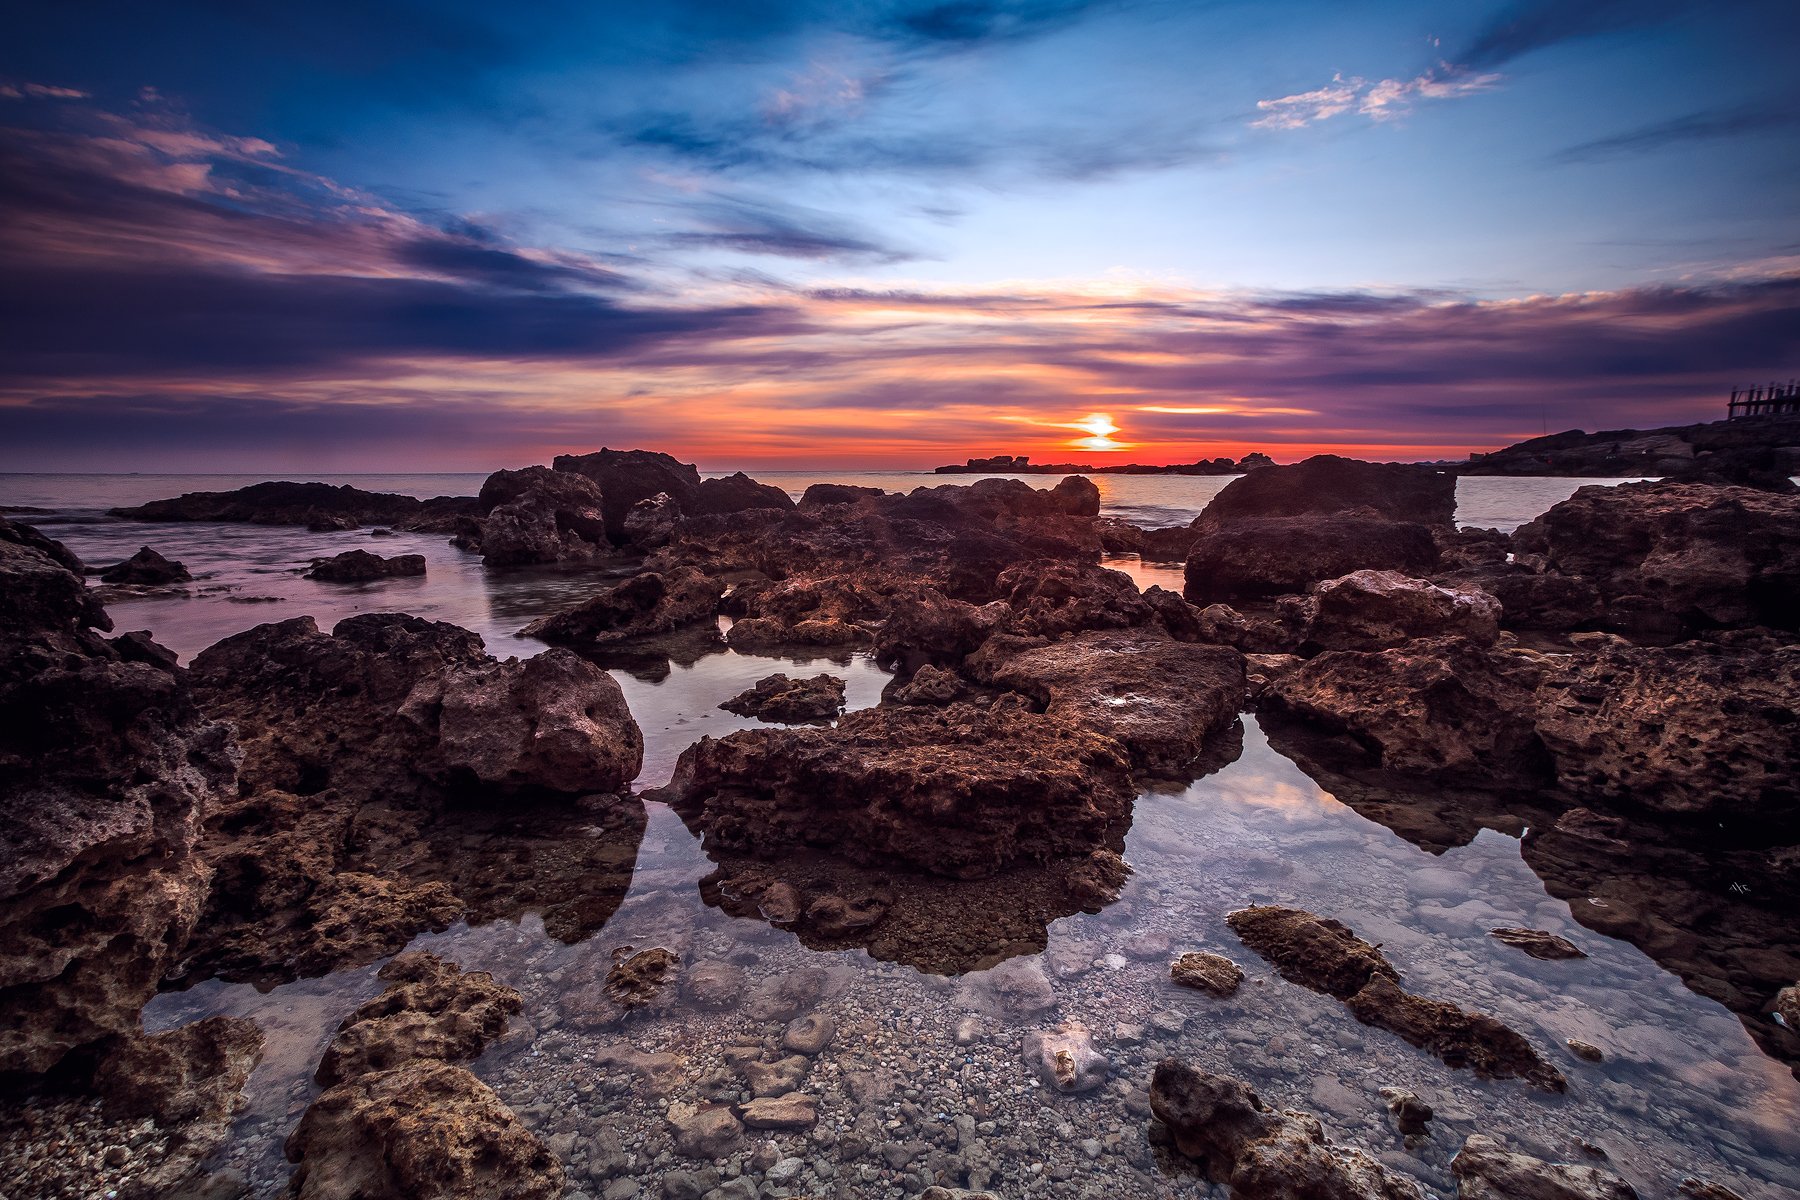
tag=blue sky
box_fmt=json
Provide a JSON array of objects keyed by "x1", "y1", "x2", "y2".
[{"x1": 2, "y1": 0, "x2": 1797, "y2": 469}]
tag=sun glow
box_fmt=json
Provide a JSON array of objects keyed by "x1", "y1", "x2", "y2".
[{"x1": 1067, "y1": 412, "x2": 1126, "y2": 452}]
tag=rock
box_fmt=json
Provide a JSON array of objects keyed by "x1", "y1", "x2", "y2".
[
  {"x1": 1450, "y1": 1133, "x2": 1638, "y2": 1200},
  {"x1": 1170, "y1": 952, "x2": 1244, "y2": 996},
  {"x1": 689, "y1": 472, "x2": 796, "y2": 517},
  {"x1": 606, "y1": 946, "x2": 680, "y2": 1009},
  {"x1": 890, "y1": 663, "x2": 965, "y2": 705},
  {"x1": 1778, "y1": 984, "x2": 1800, "y2": 1030},
  {"x1": 99, "y1": 546, "x2": 192, "y2": 584},
  {"x1": 1262, "y1": 637, "x2": 1550, "y2": 786},
  {"x1": 1679, "y1": 1180, "x2": 1748, "y2": 1200},
  {"x1": 986, "y1": 958, "x2": 1058, "y2": 1014},
  {"x1": 804, "y1": 891, "x2": 888, "y2": 936},
  {"x1": 1229, "y1": 906, "x2": 1565, "y2": 1091},
  {"x1": 1510, "y1": 481, "x2": 1800, "y2": 634},
  {"x1": 305, "y1": 549, "x2": 427, "y2": 582},
  {"x1": 316, "y1": 951, "x2": 522, "y2": 1086},
  {"x1": 95, "y1": 1015, "x2": 263, "y2": 1126},
  {"x1": 1307, "y1": 571, "x2": 1501, "y2": 650},
  {"x1": 744, "y1": 968, "x2": 829, "y2": 1022},
  {"x1": 718, "y1": 673, "x2": 845, "y2": 723},
  {"x1": 970, "y1": 627, "x2": 1244, "y2": 777},
  {"x1": 741, "y1": 1055, "x2": 810, "y2": 1097},
  {"x1": 110, "y1": 481, "x2": 475, "y2": 531},
  {"x1": 996, "y1": 561, "x2": 1154, "y2": 636},
  {"x1": 737, "y1": 1093, "x2": 818, "y2": 1130},
  {"x1": 681, "y1": 961, "x2": 746, "y2": 1009},
  {"x1": 872, "y1": 588, "x2": 1009, "y2": 670},
  {"x1": 286, "y1": 1061, "x2": 564, "y2": 1200},
  {"x1": 1198, "y1": 456, "x2": 1456, "y2": 527},
  {"x1": 400, "y1": 648, "x2": 644, "y2": 793},
  {"x1": 466, "y1": 467, "x2": 611, "y2": 565},
  {"x1": 1186, "y1": 516, "x2": 1441, "y2": 604},
  {"x1": 1023, "y1": 1022, "x2": 1109, "y2": 1093},
  {"x1": 521, "y1": 568, "x2": 723, "y2": 650},
  {"x1": 667, "y1": 1103, "x2": 744, "y2": 1159},
  {"x1": 623, "y1": 492, "x2": 681, "y2": 549},
  {"x1": 1489, "y1": 928, "x2": 1586, "y2": 961},
  {"x1": 659, "y1": 701, "x2": 1134, "y2": 878},
  {"x1": 1378, "y1": 1087, "x2": 1433, "y2": 1137},
  {"x1": 1150, "y1": 1059, "x2": 1424, "y2": 1200},
  {"x1": 552, "y1": 448, "x2": 704, "y2": 541},
  {"x1": 799, "y1": 483, "x2": 885, "y2": 507},
  {"x1": 781, "y1": 1013, "x2": 835, "y2": 1056},
  {"x1": 1567, "y1": 1039, "x2": 1605, "y2": 1062}
]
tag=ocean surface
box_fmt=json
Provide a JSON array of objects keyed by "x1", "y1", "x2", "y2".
[{"x1": 10, "y1": 468, "x2": 1788, "y2": 1200}]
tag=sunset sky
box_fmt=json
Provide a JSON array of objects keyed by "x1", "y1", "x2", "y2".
[{"x1": 3, "y1": 0, "x2": 1797, "y2": 471}]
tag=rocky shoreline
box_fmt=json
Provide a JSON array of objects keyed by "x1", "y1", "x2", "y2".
[{"x1": 2, "y1": 448, "x2": 1796, "y2": 1199}]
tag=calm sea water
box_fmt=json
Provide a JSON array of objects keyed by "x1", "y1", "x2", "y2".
[{"x1": 16, "y1": 468, "x2": 1788, "y2": 1200}]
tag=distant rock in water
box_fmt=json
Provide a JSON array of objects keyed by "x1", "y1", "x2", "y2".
[
  {"x1": 109, "y1": 480, "x2": 475, "y2": 531},
  {"x1": 1459, "y1": 411, "x2": 1800, "y2": 491},
  {"x1": 305, "y1": 549, "x2": 426, "y2": 582},
  {"x1": 1197, "y1": 454, "x2": 1457, "y2": 527},
  {"x1": 98, "y1": 545, "x2": 191, "y2": 585}
]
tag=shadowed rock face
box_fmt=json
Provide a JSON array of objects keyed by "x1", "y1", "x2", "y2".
[
  {"x1": 1150, "y1": 1059, "x2": 1425, "y2": 1200},
  {"x1": 1197, "y1": 455, "x2": 1456, "y2": 528},
  {"x1": 552, "y1": 448, "x2": 703, "y2": 541},
  {"x1": 1306, "y1": 571, "x2": 1501, "y2": 651},
  {"x1": 99, "y1": 546, "x2": 191, "y2": 585},
  {"x1": 1186, "y1": 517, "x2": 1441, "y2": 604},
  {"x1": 689, "y1": 471, "x2": 797, "y2": 517},
  {"x1": 521, "y1": 568, "x2": 723, "y2": 651},
  {"x1": 305, "y1": 549, "x2": 426, "y2": 582},
  {"x1": 659, "y1": 699, "x2": 1135, "y2": 879},
  {"x1": 464, "y1": 465, "x2": 611, "y2": 566},
  {"x1": 107, "y1": 481, "x2": 475, "y2": 531},
  {"x1": 1227, "y1": 906, "x2": 1565, "y2": 1091}
]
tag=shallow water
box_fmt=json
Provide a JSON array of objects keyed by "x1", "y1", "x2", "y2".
[{"x1": 12, "y1": 470, "x2": 1790, "y2": 1198}]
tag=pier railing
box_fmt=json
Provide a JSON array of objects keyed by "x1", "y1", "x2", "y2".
[{"x1": 1728, "y1": 381, "x2": 1800, "y2": 419}]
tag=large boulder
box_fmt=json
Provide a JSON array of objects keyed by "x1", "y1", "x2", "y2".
[
  {"x1": 467, "y1": 466, "x2": 610, "y2": 567},
  {"x1": 1150, "y1": 1059, "x2": 1424, "y2": 1200},
  {"x1": 552, "y1": 448, "x2": 703, "y2": 540},
  {"x1": 1196, "y1": 455, "x2": 1455, "y2": 527},
  {"x1": 996, "y1": 561, "x2": 1154, "y2": 636},
  {"x1": 305, "y1": 549, "x2": 426, "y2": 582},
  {"x1": 99, "y1": 546, "x2": 191, "y2": 585},
  {"x1": 1511, "y1": 482, "x2": 1800, "y2": 634},
  {"x1": 660, "y1": 701, "x2": 1135, "y2": 879},
  {"x1": 1186, "y1": 516, "x2": 1440, "y2": 604},
  {"x1": 1306, "y1": 571, "x2": 1501, "y2": 650},
  {"x1": 689, "y1": 472, "x2": 797, "y2": 517},
  {"x1": 872, "y1": 588, "x2": 1010, "y2": 670},
  {"x1": 521, "y1": 568, "x2": 722, "y2": 650},
  {"x1": 109, "y1": 480, "x2": 474, "y2": 531}
]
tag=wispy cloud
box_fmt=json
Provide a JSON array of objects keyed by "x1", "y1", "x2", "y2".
[
  {"x1": 1253, "y1": 66, "x2": 1502, "y2": 130},
  {"x1": 0, "y1": 82, "x2": 90, "y2": 101},
  {"x1": 1551, "y1": 102, "x2": 1800, "y2": 163}
]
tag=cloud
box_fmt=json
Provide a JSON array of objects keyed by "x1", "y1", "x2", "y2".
[
  {"x1": 1454, "y1": 0, "x2": 1697, "y2": 71},
  {"x1": 1550, "y1": 102, "x2": 1800, "y2": 163},
  {"x1": 1253, "y1": 66, "x2": 1502, "y2": 130},
  {"x1": 0, "y1": 82, "x2": 90, "y2": 100},
  {"x1": 666, "y1": 197, "x2": 919, "y2": 263}
]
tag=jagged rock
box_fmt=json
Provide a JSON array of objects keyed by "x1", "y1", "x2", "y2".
[
  {"x1": 1192, "y1": 601, "x2": 1308, "y2": 653},
  {"x1": 891, "y1": 663, "x2": 965, "y2": 705},
  {"x1": 971, "y1": 628, "x2": 1244, "y2": 776},
  {"x1": 622, "y1": 491, "x2": 680, "y2": 549},
  {"x1": 1679, "y1": 1179, "x2": 1748, "y2": 1200},
  {"x1": 719, "y1": 673, "x2": 845, "y2": 723},
  {"x1": 1778, "y1": 984, "x2": 1800, "y2": 1031},
  {"x1": 1307, "y1": 571, "x2": 1501, "y2": 650},
  {"x1": 996, "y1": 561, "x2": 1153, "y2": 636},
  {"x1": 1450, "y1": 1134, "x2": 1638, "y2": 1200},
  {"x1": 799, "y1": 482, "x2": 885, "y2": 507},
  {"x1": 1228, "y1": 906, "x2": 1564, "y2": 1090},
  {"x1": 552, "y1": 448, "x2": 703, "y2": 540},
  {"x1": 1511, "y1": 481, "x2": 1800, "y2": 634},
  {"x1": 1170, "y1": 952, "x2": 1244, "y2": 996},
  {"x1": 660, "y1": 701, "x2": 1134, "y2": 878},
  {"x1": 1024, "y1": 1022, "x2": 1109, "y2": 1092},
  {"x1": 1489, "y1": 928, "x2": 1586, "y2": 960},
  {"x1": 1186, "y1": 516, "x2": 1441, "y2": 604},
  {"x1": 1198, "y1": 455, "x2": 1456, "y2": 527},
  {"x1": 724, "y1": 574, "x2": 882, "y2": 651},
  {"x1": 1379, "y1": 1087, "x2": 1433, "y2": 1137},
  {"x1": 462, "y1": 466, "x2": 611, "y2": 566},
  {"x1": 690, "y1": 472, "x2": 796, "y2": 517},
  {"x1": 286, "y1": 1061, "x2": 564, "y2": 1200},
  {"x1": 109, "y1": 481, "x2": 475, "y2": 531},
  {"x1": 305, "y1": 549, "x2": 426, "y2": 582},
  {"x1": 314, "y1": 952, "x2": 522, "y2": 1086},
  {"x1": 1150, "y1": 1059, "x2": 1424, "y2": 1200},
  {"x1": 736, "y1": 1093, "x2": 818, "y2": 1130},
  {"x1": 521, "y1": 568, "x2": 722, "y2": 649},
  {"x1": 100, "y1": 546, "x2": 191, "y2": 585},
  {"x1": 872, "y1": 588, "x2": 1009, "y2": 669},
  {"x1": 1567, "y1": 1039, "x2": 1604, "y2": 1062},
  {"x1": 606, "y1": 946, "x2": 680, "y2": 1009}
]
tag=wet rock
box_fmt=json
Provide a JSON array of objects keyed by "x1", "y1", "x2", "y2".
[
  {"x1": 623, "y1": 492, "x2": 681, "y2": 549},
  {"x1": 1307, "y1": 571, "x2": 1501, "y2": 650},
  {"x1": 1228, "y1": 906, "x2": 1565, "y2": 1091},
  {"x1": 469, "y1": 468, "x2": 611, "y2": 565},
  {"x1": 1567, "y1": 1040, "x2": 1605, "y2": 1063},
  {"x1": 315, "y1": 951, "x2": 521, "y2": 1086},
  {"x1": 1778, "y1": 984, "x2": 1800, "y2": 1031},
  {"x1": 1186, "y1": 516, "x2": 1442, "y2": 605},
  {"x1": 1024, "y1": 1022, "x2": 1109, "y2": 1093},
  {"x1": 660, "y1": 701, "x2": 1134, "y2": 878},
  {"x1": 681, "y1": 961, "x2": 746, "y2": 1009},
  {"x1": 781, "y1": 1013, "x2": 835, "y2": 1056},
  {"x1": 1198, "y1": 455, "x2": 1457, "y2": 527},
  {"x1": 605, "y1": 946, "x2": 680, "y2": 1009},
  {"x1": 522, "y1": 568, "x2": 723, "y2": 650},
  {"x1": 666, "y1": 1102, "x2": 744, "y2": 1159},
  {"x1": 1679, "y1": 1180, "x2": 1748, "y2": 1200},
  {"x1": 971, "y1": 627, "x2": 1244, "y2": 777},
  {"x1": 1449, "y1": 1133, "x2": 1638, "y2": 1200},
  {"x1": 552, "y1": 448, "x2": 704, "y2": 541},
  {"x1": 305, "y1": 549, "x2": 426, "y2": 582},
  {"x1": 737, "y1": 1093, "x2": 819, "y2": 1130},
  {"x1": 95, "y1": 1015, "x2": 263, "y2": 1127},
  {"x1": 986, "y1": 958, "x2": 1058, "y2": 1014},
  {"x1": 805, "y1": 891, "x2": 888, "y2": 936},
  {"x1": 718, "y1": 673, "x2": 845, "y2": 723},
  {"x1": 1489, "y1": 928, "x2": 1586, "y2": 961},
  {"x1": 744, "y1": 968, "x2": 829, "y2": 1022},
  {"x1": 741, "y1": 1055, "x2": 810, "y2": 1097},
  {"x1": 1170, "y1": 952, "x2": 1244, "y2": 996},
  {"x1": 689, "y1": 472, "x2": 796, "y2": 517},
  {"x1": 1150, "y1": 1059, "x2": 1424, "y2": 1200},
  {"x1": 1511, "y1": 481, "x2": 1800, "y2": 634},
  {"x1": 891, "y1": 663, "x2": 965, "y2": 705},
  {"x1": 100, "y1": 546, "x2": 192, "y2": 584},
  {"x1": 110, "y1": 480, "x2": 473, "y2": 531},
  {"x1": 286, "y1": 1061, "x2": 564, "y2": 1200},
  {"x1": 723, "y1": 573, "x2": 883, "y2": 651},
  {"x1": 400, "y1": 648, "x2": 643, "y2": 793},
  {"x1": 1378, "y1": 1087, "x2": 1433, "y2": 1137}
]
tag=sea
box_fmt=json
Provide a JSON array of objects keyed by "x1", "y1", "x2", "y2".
[{"x1": 9, "y1": 468, "x2": 1791, "y2": 1200}]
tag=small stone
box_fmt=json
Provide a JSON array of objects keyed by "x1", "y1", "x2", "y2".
[
  {"x1": 1170, "y1": 952, "x2": 1243, "y2": 996},
  {"x1": 1490, "y1": 928, "x2": 1587, "y2": 961},
  {"x1": 1379, "y1": 1087, "x2": 1434, "y2": 1136},
  {"x1": 1149, "y1": 1010, "x2": 1187, "y2": 1036},
  {"x1": 1023, "y1": 1022, "x2": 1109, "y2": 1093},
  {"x1": 766, "y1": 1156, "x2": 806, "y2": 1183},
  {"x1": 781, "y1": 1014, "x2": 835, "y2": 1056},
  {"x1": 742, "y1": 1056, "x2": 810, "y2": 1098},
  {"x1": 738, "y1": 1093, "x2": 819, "y2": 1130},
  {"x1": 104, "y1": 1145, "x2": 130, "y2": 1168},
  {"x1": 666, "y1": 1102, "x2": 743, "y2": 1159},
  {"x1": 955, "y1": 1016, "x2": 983, "y2": 1046},
  {"x1": 1567, "y1": 1039, "x2": 1605, "y2": 1063}
]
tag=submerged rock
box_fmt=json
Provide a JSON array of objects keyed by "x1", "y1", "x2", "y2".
[
  {"x1": 605, "y1": 946, "x2": 680, "y2": 1009},
  {"x1": 1450, "y1": 1133, "x2": 1638, "y2": 1200},
  {"x1": 99, "y1": 545, "x2": 191, "y2": 585},
  {"x1": 1489, "y1": 928, "x2": 1586, "y2": 961},
  {"x1": 1150, "y1": 1059, "x2": 1424, "y2": 1200},
  {"x1": 1024, "y1": 1021, "x2": 1109, "y2": 1093},
  {"x1": 1170, "y1": 951, "x2": 1244, "y2": 996},
  {"x1": 305, "y1": 549, "x2": 426, "y2": 582},
  {"x1": 314, "y1": 951, "x2": 522, "y2": 1086},
  {"x1": 719, "y1": 672, "x2": 846, "y2": 723},
  {"x1": 1378, "y1": 1087, "x2": 1433, "y2": 1137}
]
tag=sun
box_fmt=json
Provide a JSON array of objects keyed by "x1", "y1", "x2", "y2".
[{"x1": 1067, "y1": 412, "x2": 1126, "y2": 452}]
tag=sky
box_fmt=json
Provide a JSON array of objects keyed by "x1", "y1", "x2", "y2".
[{"x1": 1, "y1": 0, "x2": 1797, "y2": 471}]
